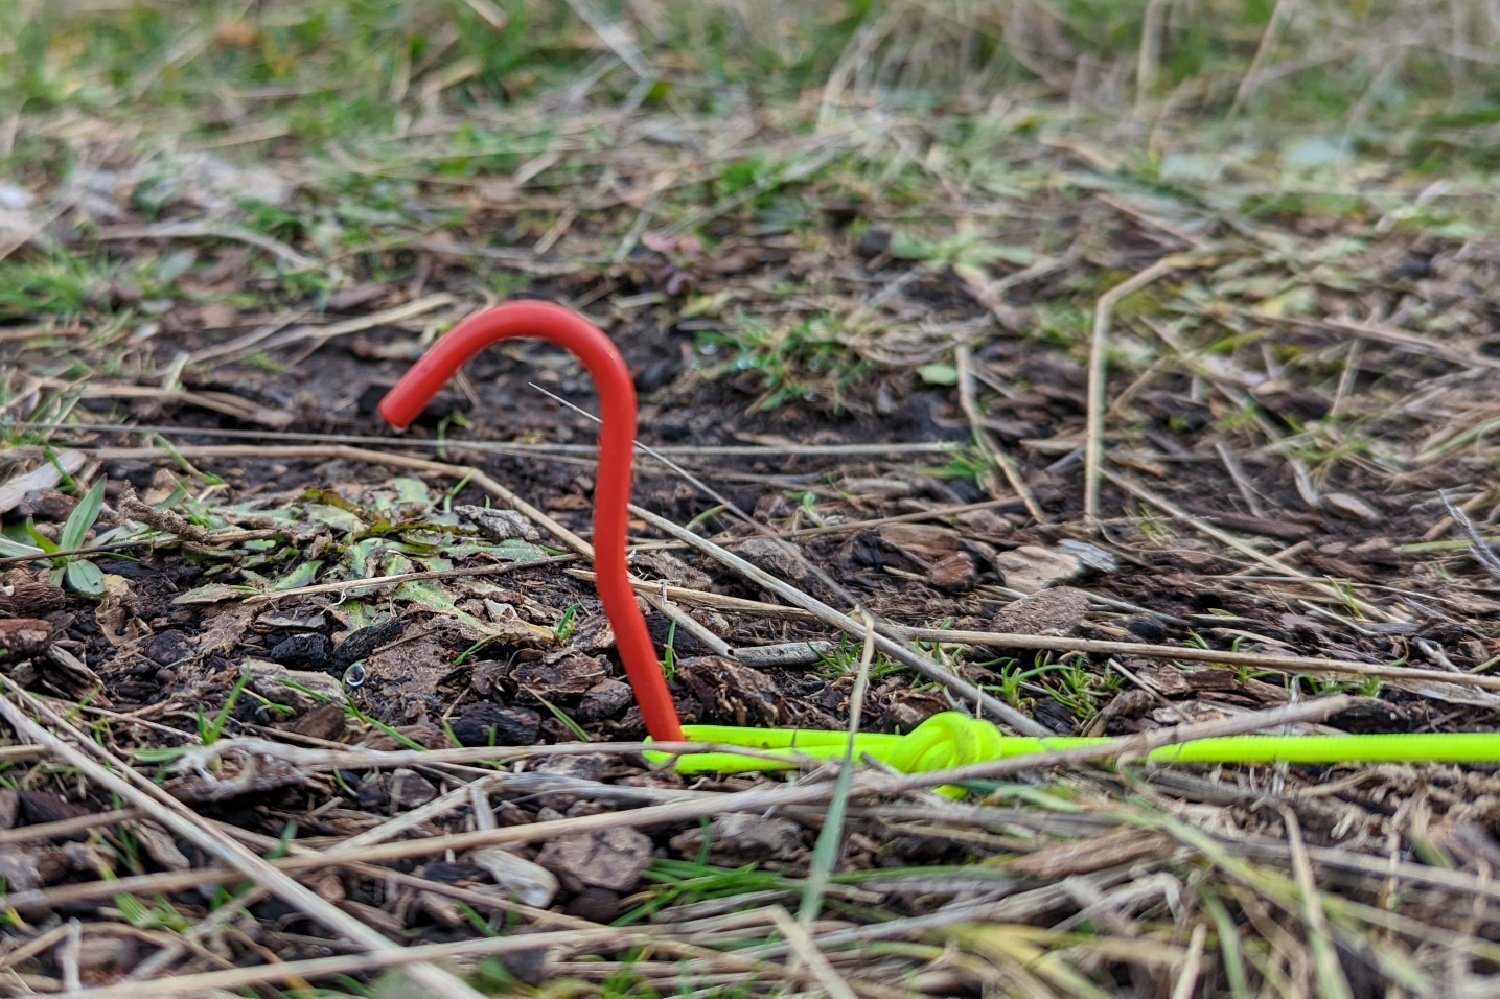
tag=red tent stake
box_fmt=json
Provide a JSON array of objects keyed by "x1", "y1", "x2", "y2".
[{"x1": 379, "y1": 300, "x2": 686, "y2": 743}]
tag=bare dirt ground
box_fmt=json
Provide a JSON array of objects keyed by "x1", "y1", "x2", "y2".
[{"x1": 5, "y1": 4, "x2": 1500, "y2": 997}]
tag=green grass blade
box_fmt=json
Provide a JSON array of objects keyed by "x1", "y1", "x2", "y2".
[{"x1": 60, "y1": 476, "x2": 106, "y2": 551}]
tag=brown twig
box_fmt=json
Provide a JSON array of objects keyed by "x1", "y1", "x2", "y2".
[
  {"x1": 954, "y1": 344, "x2": 1046, "y2": 523},
  {"x1": 1085, "y1": 254, "x2": 1204, "y2": 521}
]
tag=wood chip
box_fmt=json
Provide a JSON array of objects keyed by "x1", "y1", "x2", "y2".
[
  {"x1": 0, "y1": 618, "x2": 52, "y2": 657},
  {"x1": 0, "y1": 450, "x2": 86, "y2": 516}
]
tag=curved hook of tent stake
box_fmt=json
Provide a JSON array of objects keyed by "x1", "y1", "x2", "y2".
[{"x1": 379, "y1": 300, "x2": 685, "y2": 743}]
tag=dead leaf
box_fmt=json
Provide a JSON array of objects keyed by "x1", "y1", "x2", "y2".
[{"x1": 513, "y1": 654, "x2": 607, "y2": 697}]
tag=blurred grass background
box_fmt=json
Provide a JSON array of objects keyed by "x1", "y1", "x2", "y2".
[
  {"x1": 8, "y1": 0, "x2": 1500, "y2": 165},
  {"x1": 6, "y1": 0, "x2": 1498, "y2": 414}
]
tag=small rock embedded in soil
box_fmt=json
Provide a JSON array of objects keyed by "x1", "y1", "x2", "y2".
[
  {"x1": 269, "y1": 632, "x2": 332, "y2": 671},
  {"x1": 994, "y1": 546, "x2": 1080, "y2": 593},
  {"x1": 855, "y1": 228, "x2": 893, "y2": 258},
  {"x1": 996, "y1": 540, "x2": 1115, "y2": 594},
  {"x1": 1124, "y1": 616, "x2": 1167, "y2": 643},
  {"x1": 991, "y1": 586, "x2": 1091, "y2": 636},
  {"x1": 356, "y1": 384, "x2": 391, "y2": 416},
  {"x1": 356, "y1": 775, "x2": 391, "y2": 810},
  {"x1": 421, "y1": 860, "x2": 485, "y2": 884},
  {"x1": 142, "y1": 629, "x2": 193, "y2": 666},
  {"x1": 536, "y1": 827, "x2": 654, "y2": 893},
  {"x1": 737, "y1": 536, "x2": 812, "y2": 581},
  {"x1": 388, "y1": 768, "x2": 440, "y2": 809},
  {"x1": 566, "y1": 887, "x2": 621, "y2": 923}
]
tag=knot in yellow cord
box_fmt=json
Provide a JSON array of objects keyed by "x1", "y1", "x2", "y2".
[
  {"x1": 876, "y1": 712, "x2": 1005, "y2": 772},
  {"x1": 644, "y1": 712, "x2": 1015, "y2": 797}
]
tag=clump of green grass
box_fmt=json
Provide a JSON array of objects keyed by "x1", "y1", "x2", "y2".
[
  {"x1": 0, "y1": 476, "x2": 110, "y2": 595},
  {"x1": 0, "y1": 253, "x2": 105, "y2": 319},
  {"x1": 697, "y1": 312, "x2": 871, "y2": 412}
]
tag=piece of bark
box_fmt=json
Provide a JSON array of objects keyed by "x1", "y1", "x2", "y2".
[
  {"x1": 0, "y1": 619, "x2": 51, "y2": 657},
  {"x1": 0, "y1": 571, "x2": 65, "y2": 616}
]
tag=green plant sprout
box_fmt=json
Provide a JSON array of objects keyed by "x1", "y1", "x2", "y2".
[
  {"x1": 553, "y1": 602, "x2": 582, "y2": 644},
  {"x1": 532, "y1": 692, "x2": 590, "y2": 742},
  {"x1": 198, "y1": 669, "x2": 254, "y2": 746},
  {"x1": 0, "y1": 477, "x2": 110, "y2": 595},
  {"x1": 661, "y1": 618, "x2": 678, "y2": 681}
]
